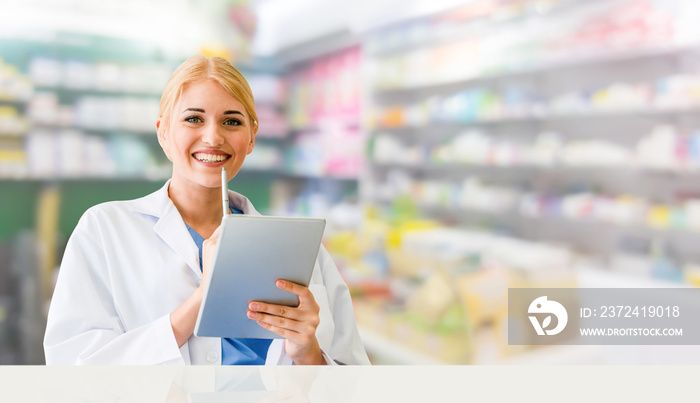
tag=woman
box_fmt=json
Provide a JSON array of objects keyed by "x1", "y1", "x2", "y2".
[{"x1": 43, "y1": 55, "x2": 370, "y2": 365}]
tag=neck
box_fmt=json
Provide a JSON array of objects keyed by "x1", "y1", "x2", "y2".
[{"x1": 168, "y1": 177, "x2": 225, "y2": 238}]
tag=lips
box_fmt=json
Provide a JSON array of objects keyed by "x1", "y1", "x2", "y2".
[{"x1": 192, "y1": 151, "x2": 231, "y2": 163}]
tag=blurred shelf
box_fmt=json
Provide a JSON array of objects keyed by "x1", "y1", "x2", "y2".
[
  {"x1": 289, "y1": 121, "x2": 362, "y2": 133},
  {"x1": 34, "y1": 86, "x2": 161, "y2": 98},
  {"x1": 372, "y1": 43, "x2": 700, "y2": 94},
  {"x1": 372, "y1": 163, "x2": 700, "y2": 178},
  {"x1": 373, "y1": 198, "x2": 700, "y2": 240},
  {"x1": 518, "y1": 213, "x2": 700, "y2": 240},
  {"x1": 254, "y1": 134, "x2": 288, "y2": 141},
  {"x1": 359, "y1": 268, "x2": 692, "y2": 365},
  {"x1": 365, "y1": 0, "x2": 603, "y2": 57},
  {"x1": 0, "y1": 99, "x2": 28, "y2": 108},
  {"x1": 576, "y1": 266, "x2": 691, "y2": 289},
  {"x1": 275, "y1": 29, "x2": 361, "y2": 67},
  {"x1": 371, "y1": 106, "x2": 700, "y2": 130},
  {"x1": 357, "y1": 325, "x2": 447, "y2": 365},
  {"x1": 253, "y1": 101, "x2": 286, "y2": 110},
  {"x1": 284, "y1": 172, "x2": 359, "y2": 181},
  {"x1": 28, "y1": 123, "x2": 155, "y2": 136},
  {"x1": 240, "y1": 167, "x2": 360, "y2": 182},
  {"x1": 0, "y1": 176, "x2": 169, "y2": 183}
]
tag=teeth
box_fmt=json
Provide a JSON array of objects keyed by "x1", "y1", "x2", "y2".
[{"x1": 194, "y1": 153, "x2": 229, "y2": 163}]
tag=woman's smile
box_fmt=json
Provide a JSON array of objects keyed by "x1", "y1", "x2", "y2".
[{"x1": 192, "y1": 150, "x2": 232, "y2": 164}]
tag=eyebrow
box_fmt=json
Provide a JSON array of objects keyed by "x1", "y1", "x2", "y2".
[{"x1": 180, "y1": 108, "x2": 245, "y2": 117}]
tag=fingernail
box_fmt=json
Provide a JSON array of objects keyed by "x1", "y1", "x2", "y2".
[
  {"x1": 276, "y1": 280, "x2": 285, "y2": 288},
  {"x1": 248, "y1": 311, "x2": 258, "y2": 319},
  {"x1": 250, "y1": 302, "x2": 259, "y2": 310}
]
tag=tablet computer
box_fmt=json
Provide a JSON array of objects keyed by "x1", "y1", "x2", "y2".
[{"x1": 194, "y1": 214, "x2": 326, "y2": 339}]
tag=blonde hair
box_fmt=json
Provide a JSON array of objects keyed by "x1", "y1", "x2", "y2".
[{"x1": 159, "y1": 54, "x2": 258, "y2": 130}]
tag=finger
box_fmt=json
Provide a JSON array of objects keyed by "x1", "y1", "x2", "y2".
[
  {"x1": 247, "y1": 311, "x2": 308, "y2": 333},
  {"x1": 253, "y1": 317, "x2": 317, "y2": 347},
  {"x1": 276, "y1": 280, "x2": 317, "y2": 306},
  {"x1": 248, "y1": 301, "x2": 305, "y2": 321}
]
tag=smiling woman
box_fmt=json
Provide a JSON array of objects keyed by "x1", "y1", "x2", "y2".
[{"x1": 42, "y1": 54, "x2": 370, "y2": 366}]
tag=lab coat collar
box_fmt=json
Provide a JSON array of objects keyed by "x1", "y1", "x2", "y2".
[
  {"x1": 129, "y1": 180, "x2": 262, "y2": 277},
  {"x1": 130, "y1": 180, "x2": 262, "y2": 217}
]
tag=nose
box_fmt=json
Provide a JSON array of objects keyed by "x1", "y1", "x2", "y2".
[{"x1": 200, "y1": 122, "x2": 225, "y2": 146}]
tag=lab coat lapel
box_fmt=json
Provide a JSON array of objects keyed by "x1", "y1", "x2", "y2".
[
  {"x1": 133, "y1": 180, "x2": 201, "y2": 277},
  {"x1": 154, "y1": 203, "x2": 201, "y2": 277}
]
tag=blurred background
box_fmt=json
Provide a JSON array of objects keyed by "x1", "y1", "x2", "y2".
[{"x1": 2, "y1": 0, "x2": 700, "y2": 364}]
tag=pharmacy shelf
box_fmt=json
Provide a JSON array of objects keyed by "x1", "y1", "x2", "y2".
[
  {"x1": 0, "y1": 99, "x2": 28, "y2": 108},
  {"x1": 0, "y1": 176, "x2": 169, "y2": 183},
  {"x1": 575, "y1": 266, "x2": 690, "y2": 289},
  {"x1": 359, "y1": 268, "x2": 691, "y2": 365},
  {"x1": 361, "y1": 323, "x2": 610, "y2": 365},
  {"x1": 372, "y1": 26, "x2": 700, "y2": 92},
  {"x1": 28, "y1": 124, "x2": 155, "y2": 136},
  {"x1": 284, "y1": 172, "x2": 359, "y2": 181},
  {"x1": 289, "y1": 121, "x2": 362, "y2": 133},
  {"x1": 0, "y1": 132, "x2": 26, "y2": 138},
  {"x1": 254, "y1": 134, "x2": 289, "y2": 141},
  {"x1": 372, "y1": 163, "x2": 700, "y2": 178},
  {"x1": 34, "y1": 86, "x2": 161, "y2": 98},
  {"x1": 373, "y1": 199, "x2": 700, "y2": 241},
  {"x1": 365, "y1": 0, "x2": 606, "y2": 58},
  {"x1": 240, "y1": 167, "x2": 360, "y2": 182},
  {"x1": 371, "y1": 106, "x2": 700, "y2": 130},
  {"x1": 373, "y1": 43, "x2": 698, "y2": 94}
]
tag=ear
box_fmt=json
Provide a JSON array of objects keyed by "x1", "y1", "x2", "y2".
[
  {"x1": 156, "y1": 117, "x2": 172, "y2": 161},
  {"x1": 246, "y1": 122, "x2": 257, "y2": 155}
]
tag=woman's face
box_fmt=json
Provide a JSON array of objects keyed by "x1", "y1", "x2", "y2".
[{"x1": 157, "y1": 79, "x2": 256, "y2": 189}]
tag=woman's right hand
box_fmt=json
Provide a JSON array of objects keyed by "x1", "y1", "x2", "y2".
[
  {"x1": 171, "y1": 223, "x2": 223, "y2": 348},
  {"x1": 200, "y1": 224, "x2": 222, "y2": 291}
]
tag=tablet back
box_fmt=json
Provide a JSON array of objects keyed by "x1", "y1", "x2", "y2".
[{"x1": 194, "y1": 215, "x2": 326, "y2": 339}]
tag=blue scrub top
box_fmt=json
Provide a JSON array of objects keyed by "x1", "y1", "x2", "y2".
[{"x1": 185, "y1": 206, "x2": 272, "y2": 365}]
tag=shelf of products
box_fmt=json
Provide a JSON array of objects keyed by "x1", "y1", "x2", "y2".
[
  {"x1": 263, "y1": 46, "x2": 365, "y2": 219},
  {"x1": 372, "y1": 124, "x2": 700, "y2": 171},
  {"x1": 367, "y1": 0, "x2": 684, "y2": 91},
  {"x1": 327, "y1": 209, "x2": 580, "y2": 364},
  {"x1": 370, "y1": 76, "x2": 700, "y2": 129},
  {"x1": 348, "y1": 0, "x2": 700, "y2": 365}
]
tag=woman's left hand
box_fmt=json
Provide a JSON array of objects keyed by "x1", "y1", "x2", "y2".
[{"x1": 247, "y1": 280, "x2": 326, "y2": 365}]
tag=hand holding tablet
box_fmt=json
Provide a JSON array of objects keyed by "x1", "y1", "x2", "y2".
[{"x1": 194, "y1": 214, "x2": 326, "y2": 339}]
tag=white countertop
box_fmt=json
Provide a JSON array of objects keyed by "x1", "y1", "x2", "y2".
[{"x1": 0, "y1": 365, "x2": 694, "y2": 402}]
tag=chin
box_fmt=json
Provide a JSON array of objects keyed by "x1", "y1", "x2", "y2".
[{"x1": 197, "y1": 176, "x2": 225, "y2": 189}]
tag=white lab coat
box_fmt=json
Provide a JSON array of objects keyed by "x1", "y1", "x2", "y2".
[{"x1": 44, "y1": 181, "x2": 370, "y2": 365}]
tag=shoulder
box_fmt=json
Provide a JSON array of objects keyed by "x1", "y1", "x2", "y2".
[
  {"x1": 81, "y1": 197, "x2": 150, "y2": 222},
  {"x1": 82, "y1": 181, "x2": 169, "y2": 221},
  {"x1": 74, "y1": 188, "x2": 164, "y2": 236}
]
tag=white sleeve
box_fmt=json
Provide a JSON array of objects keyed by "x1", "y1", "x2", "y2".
[
  {"x1": 43, "y1": 209, "x2": 184, "y2": 365},
  {"x1": 317, "y1": 246, "x2": 371, "y2": 365}
]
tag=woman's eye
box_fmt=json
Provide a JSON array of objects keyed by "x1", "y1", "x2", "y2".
[
  {"x1": 224, "y1": 119, "x2": 242, "y2": 126},
  {"x1": 184, "y1": 116, "x2": 202, "y2": 123}
]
